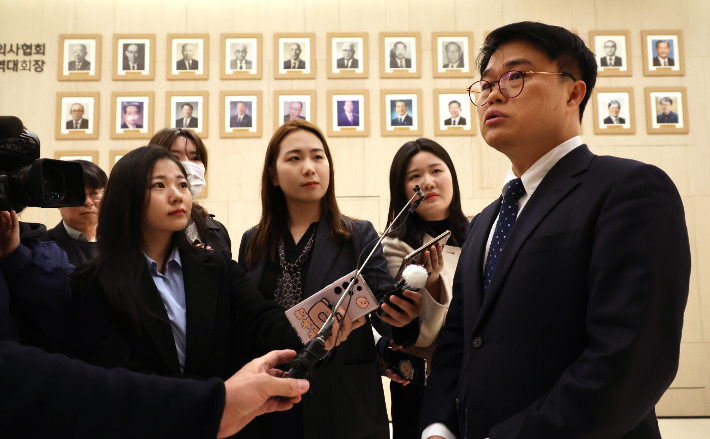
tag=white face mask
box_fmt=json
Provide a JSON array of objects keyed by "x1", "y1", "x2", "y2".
[{"x1": 180, "y1": 160, "x2": 206, "y2": 198}]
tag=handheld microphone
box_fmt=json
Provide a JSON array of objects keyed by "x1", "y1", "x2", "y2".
[{"x1": 376, "y1": 264, "x2": 428, "y2": 318}]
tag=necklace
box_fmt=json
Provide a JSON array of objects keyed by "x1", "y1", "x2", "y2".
[{"x1": 290, "y1": 227, "x2": 309, "y2": 239}]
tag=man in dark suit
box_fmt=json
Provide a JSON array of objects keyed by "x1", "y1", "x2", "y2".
[
  {"x1": 657, "y1": 96, "x2": 679, "y2": 123},
  {"x1": 391, "y1": 100, "x2": 413, "y2": 126},
  {"x1": 283, "y1": 43, "x2": 306, "y2": 70},
  {"x1": 229, "y1": 43, "x2": 252, "y2": 70},
  {"x1": 175, "y1": 103, "x2": 198, "y2": 128},
  {"x1": 603, "y1": 99, "x2": 626, "y2": 124},
  {"x1": 390, "y1": 42, "x2": 412, "y2": 69},
  {"x1": 65, "y1": 103, "x2": 89, "y2": 130},
  {"x1": 230, "y1": 101, "x2": 253, "y2": 128},
  {"x1": 443, "y1": 42, "x2": 464, "y2": 69},
  {"x1": 122, "y1": 43, "x2": 145, "y2": 71},
  {"x1": 337, "y1": 100, "x2": 359, "y2": 126},
  {"x1": 336, "y1": 42, "x2": 359, "y2": 69},
  {"x1": 444, "y1": 100, "x2": 466, "y2": 126},
  {"x1": 176, "y1": 43, "x2": 199, "y2": 71},
  {"x1": 120, "y1": 102, "x2": 143, "y2": 129},
  {"x1": 67, "y1": 44, "x2": 90, "y2": 71},
  {"x1": 599, "y1": 40, "x2": 623, "y2": 66},
  {"x1": 652, "y1": 40, "x2": 675, "y2": 66},
  {"x1": 421, "y1": 22, "x2": 690, "y2": 439},
  {"x1": 283, "y1": 101, "x2": 306, "y2": 123}
]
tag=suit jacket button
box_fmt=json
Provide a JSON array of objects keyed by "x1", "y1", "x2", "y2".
[
  {"x1": 472, "y1": 337, "x2": 483, "y2": 348},
  {"x1": 455, "y1": 398, "x2": 459, "y2": 410}
]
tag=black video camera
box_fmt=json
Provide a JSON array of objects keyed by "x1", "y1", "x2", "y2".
[{"x1": 0, "y1": 116, "x2": 85, "y2": 211}]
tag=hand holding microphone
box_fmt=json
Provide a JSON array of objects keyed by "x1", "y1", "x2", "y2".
[{"x1": 376, "y1": 265, "x2": 427, "y2": 326}]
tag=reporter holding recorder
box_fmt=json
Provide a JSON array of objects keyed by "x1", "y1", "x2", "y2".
[
  {"x1": 379, "y1": 139, "x2": 469, "y2": 439},
  {"x1": 238, "y1": 120, "x2": 423, "y2": 439}
]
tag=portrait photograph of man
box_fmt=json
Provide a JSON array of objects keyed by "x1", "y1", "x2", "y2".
[
  {"x1": 653, "y1": 40, "x2": 675, "y2": 67},
  {"x1": 59, "y1": 35, "x2": 101, "y2": 80},
  {"x1": 444, "y1": 100, "x2": 466, "y2": 126},
  {"x1": 328, "y1": 34, "x2": 367, "y2": 78},
  {"x1": 229, "y1": 101, "x2": 253, "y2": 128},
  {"x1": 275, "y1": 34, "x2": 314, "y2": 78},
  {"x1": 229, "y1": 42, "x2": 253, "y2": 71},
  {"x1": 113, "y1": 35, "x2": 154, "y2": 80},
  {"x1": 222, "y1": 35, "x2": 261, "y2": 79},
  {"x1": 175, "y1": 102, "x2": 199, "y2": 128},
  {"x1": 433, "y1": 33, "x2": 473, "y2": 77},
  {"x1": 336, "y1": 100, "x2": 360, "y2": 127},
  {"x1": 283, "y1": 101, "x2": 307, "y2": 123},
  {"x1": 120, "y1": 101, "x2": 144, "y2": 129},
  {"x1": 656, "y1": 96, "x2": 680, "y2": 124},
  {"x1": 389, "y1": 41, "x2": 412, "y2": 69},
  {"x1": 327, "y1": 91, "x2": 368, "y2": 136},
  {"x1": 381, "y1": 34, "x2": 420, "y2": 77},
  {"x1": 168, "y1": 35, "x2": 208, "y2": 78},
  {"x1": 336, "y1": 42, "x2": 359, "y2": 69},
  {"x1": 603, "y1": 100, "x2": 626, "y2": 125},
  {"x1": 283, "y1": 42, "x2": 306, "y2": 70},
  {"x1": 435, "y1": 91, "x2": 473, "y2": 135},
  {"x1": 68, "y1": 43, "x2": 91, "y2": 71},
  {"x1": 599, "y1": 40, "x2": 623, "y2": 67},
  {"x1": 391, "y1": 99, "x2": 413, "y2": 126},
  {"x1": 382, "y1": 91, "x2": 421, "y2": 135},
  {"x1": 642, "y1": 32, "x2": 684, "y2": 76},
  {"x1": 56, "y1": 93, "x2": 99, "y2": 139},
  {"x1": 442, "y1": 41, "x2": 464, "y2": 69},
  {"x1": 66, "y1": 103, "x2": 90, "y2": 130},
  {"x1": 646, "y1": 88, "x2": 688, "y2": 133},
  {"x1": 590, "y1": 31, "x2": 631, "y2": 76},
  {"x1": 122, "y1": 43, "x2": 145, "y2": 71},
  {"x1": 275, "y1": 91, "x2": 315, "y2": 126},
  {"x1": 592, "y1": 89, "x2": 635, "y2": 134}
]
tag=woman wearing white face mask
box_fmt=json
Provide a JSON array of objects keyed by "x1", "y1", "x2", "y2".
[{"x1": 150, "y1": 128, "x2": 231, "y2": 253}]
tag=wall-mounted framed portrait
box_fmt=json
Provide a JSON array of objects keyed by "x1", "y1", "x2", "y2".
[
  {"x1": 326, "y1": 90, "x2": 369, "y2": 137},
  {"x1": 432, "y1": 32, "x2": 474, "y2": 78},
  {"x1": 645, "y1": 87, "x2": 689, "y2": 134},
  {"x1": 274, "y1": 90, "x2": 316, "y2": 128},
  {"x1": 165, "y1": 91, "x2": 209, "y2": 138},
  {"x1": 55, "y1": 92, "x2": 100, "y2": 140},
  {"x1": 220, "y1": 91, "x2": 263, "y2": 138},
  {"x1": 381, "y1": 89, "x2": 422, "y2": 137},
  {"x1": 58, "y1": 34, "x2": 101, "y2": 81},
  {"x1": 642, "y1": 30, "x2": 685, "y2": 76},
  {"x1": 109, "y1": 149, "x2": 133, "y2": 173},
  {"x1": 274, "y1": 33, "x2": 316, "y2": 79},
  {"x1": 591, "y1": 87, "x2": 636, "y2": 135},
  {"x1": 327, "y1": 33, "x2": 368, "y2": 79},
  {"x1": 221, "y1": 33, "x2": 262, "y2": 80},
  {"x1": 112, "y1": 34, "x2": 155, "y2": 81},
  {"x1": 166, "y1": 33, "x2": 209, "y2": 80},
  {"x1": 588, "y1": 30, "x2": 632, "y2": 77},
  {"x1": 54, "y1": 150, "x2": 99, "y2": 164},
  {"x1": 110, "y1": 91, "x2": 154, "y2": 139},
  {"x1": 433, "y1": 89, "x2": 475, "y2": 136},
  {"x1": 380, "y1": 32, "x2": 421, "y2": 78}
]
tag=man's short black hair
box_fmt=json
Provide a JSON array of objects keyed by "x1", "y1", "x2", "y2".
[
  {"x1": 608, "y1": 100, "x2": 621, "y2": 109},
  {"x1": 121, "y1": 102, "x2": 142, "y2": 115},
  {"x1": 181, "y1": 103, "x2": 193, "y2": 111},
  {"x1": 448, "y1": 100, "x2": 461, "y2": 108},
  {"x1": 659, "y1": 97, "x2": 673, "y2": 105},
  {"x1": 477, "y1": 21, "x2": 597, "y2": 122},
  {"x1": 655, "y1": 40, "x2": 670, "y2": 50},
  {"x1": 74, "y1": 160, "x2": 108, "y2": 190}
]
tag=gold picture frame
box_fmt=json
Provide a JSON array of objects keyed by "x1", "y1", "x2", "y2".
[
  {"x1": 326, "y1": 90, "x2": 369, "y2": 137},
  {"x1": 380, "y1": 89, "x2": 423, "y2": 137},
  {"x1": 109, "y1": 149, "x2": 133, "y2": 173},
  {"x1": 220, "y1": 33, "x2": 263, "y2": 80},
  {"x1": 54, "y1": 150, "x2": 99, "y2": 164},
  {"x1": 110, "y1": 91, "x2": 155, "y2": 139},
  {"x1": 591, "y1": 87, "x2": 636, "y2": 135},
  {"x1": 165, "y1": 91, "x2": 209, "y2": 139},
  {"x1": 588, "y1": 30, "x2": 633, "y2": 77},
  {"x1": 220, "y1": 90, "x2": 263, "y2": 139},
  {"x1": 166, "y1": 33, "x2": 209, "y2": 80},
  {"x1": 645, "y1": 87, "x2": 689, "y2": 134},
  {"x1": 274, "y1": 33, "x2": 316, "y2": 80},
  {"x1": 58, "y1": 34, "x2": 102, "y2": 81},
  {"x1": 642, "y1": 30, "x2": 685, "y2": 76},
  {"x1": 433, "y1": 89, "x2": 476, "y2": 137},
  {"x1": 274, "y1": 90, "x2": 317, "y2": 128},
  {"x1": 380, "y1": 32, "x2": 421, "y2": 78},
  {"x1": 327, "y1": 33, "x2": 368, "y2": 79},
  {"x1": 432, "y1": 32, "x2": 475, "y2": 78},
  {"x1": 55, "y1": 92, "x2": 100, "y2": 140},
  {"x1": 112, "y1": 34, "x2": 156, "y2": 81}
]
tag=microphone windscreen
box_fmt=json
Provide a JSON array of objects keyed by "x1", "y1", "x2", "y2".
[
  {"x1": 0, "y1": 116, "x2": 24, "y2": 138},
  {"x1": 402, "y1": 265, "x2": 428, "y2": 290}
]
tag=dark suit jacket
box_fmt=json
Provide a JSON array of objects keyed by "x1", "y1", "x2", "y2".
[
  {"x1": 653, "y1": 56, "x2": 675, "y2": 66},
  {"x1": 68, "y1": 60, "x2": 90, "y2": 71},
  {"x1": 444, "y1": 117, "x2": 466, "y2": 126},
  {"x1": 0, "y1": 341, "x2": 224, "y2": 438},
  {"x1": 65, "y1": 119, "x2": 89, "y2": 129},
  {"x1": 230, "y1": 59, "x2": 253, "y2": 70},
  {"x1": 38, "y1": 221, "x2": 99, "y2": 266},
  {"x1": 391, "y1": 114, "x2": 413, "y2": 126},
  {"x1": 421, "y1": 145, "x2": 690, "y2": 439},
  {"x1": 122, "y1": 59, "x2": 145, "y2": 71},
  {"x1": 238, "y1": 217, "x2": 419, "y2": 439},
  {"x1": 600, "y1": 56, "x2": 623, "y2": 66},
  {"x1": 70, "y1": 249, "x2": 302, "y2": 383},
  {"x1": 230, "y1": 114, "x2": 253, "y2": 128},
  {"x1": 336, "y1": 57, "x2": 359, "y2": 69},
  {"x1": 442, "y1": 60, "x2": 464, "y2": 68},
  {"x1": 176, "y1": 59, "x2": 199, "y2": 70},
  {"x1": 603, "y1": 116, "x2": 626, "y2": 124},
  {"x1": 657, "y1": 111, "x2": 679, "y2": 124},
  {"x1": 283, "y1": 59, "x2": 306, "y2": 69},
  {"x1": 283, "y1": 115, "x2": 306, "y2": 123},
  {"x1": 176, "y1": 117, "x2": 199, "y2": 128},
  {"x1": 390, "y1": 57, "x2": 412, "y2": 68},
  {"x1": 121, "y1": 122, "x2": 143, "y2": 129},
  {"x1": 337, "y1": 112, "x2": 359, "y2": 127}
]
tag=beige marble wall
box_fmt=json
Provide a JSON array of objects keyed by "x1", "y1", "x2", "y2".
[{"x1": 2, "y1": 0, "x2": 708, "y2": 416}]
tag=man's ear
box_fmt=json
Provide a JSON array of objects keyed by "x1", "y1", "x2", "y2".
[{"x1": 568, "y1": 80, "x2": 587, "y2": 110}]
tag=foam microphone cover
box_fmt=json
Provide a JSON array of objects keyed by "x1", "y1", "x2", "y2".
[
  {"x1": 401, "y1": 264, "x2": 428, "y2": 290},
  {"x1": 0, "y1": 116, "x2": 25, "y2": 138}
]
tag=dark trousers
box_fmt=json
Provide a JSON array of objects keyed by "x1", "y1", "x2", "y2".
[{"x1": 390, "y1": 380, "x2": 426, "y2": 439}]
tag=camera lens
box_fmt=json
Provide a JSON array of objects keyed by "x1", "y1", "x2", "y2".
[{"x1": 42, "y1": 167, "x2": 65, "y2": 204}]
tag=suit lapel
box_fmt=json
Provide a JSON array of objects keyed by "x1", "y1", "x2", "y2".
[
  {"x1": 181, "y1": 250, "x2": 220, "y2": 372},
  {"x1": 473, "y1": 145, "x2": 595, "y2": 331},
  {"x1": 464, "y1": 201, "x2": 501, "y2": 315},
  {"x1": 138, "y1": 270, "x2": 182, "y2": 374},
  {"x1": 303, "y1": 216, "x2": 340, "y2": 297}
]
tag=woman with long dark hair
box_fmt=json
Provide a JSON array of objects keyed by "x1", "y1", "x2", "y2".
[
  {"x1": 149, "y1": 128, "x2": 231, "y2": 253},
  {"x1": 381, "y1": 138, "x2": 469, "y2": 439},
  {"x1": 238, "y1": 120, "x2": 422, "y2": 439},
  {"x1": 69, "y1": 146, "x2": 355, "y2": 436}
]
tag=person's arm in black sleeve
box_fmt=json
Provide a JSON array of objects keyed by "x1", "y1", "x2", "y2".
[
  {"x1": 0, "y1": 341, "x2": 224, "y2": 439},
  {"x1": 490, "y1": 164, "x2": 691, "y2": 438}
]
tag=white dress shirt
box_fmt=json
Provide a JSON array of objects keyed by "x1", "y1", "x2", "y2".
[
  {"x1": 422, "y1": 136, "x2": 582, "y2": 439},
  {"x1": 63, "y1": 222, "x2": 89, "y2": 242}
]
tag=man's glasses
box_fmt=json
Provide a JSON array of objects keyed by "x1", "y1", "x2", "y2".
[
  {"x1": 85, "y1": 190, "x2": 104, "y2": 202},
  {"x1": 467, "y1": 70, "x2": 577, "y2": 106}
]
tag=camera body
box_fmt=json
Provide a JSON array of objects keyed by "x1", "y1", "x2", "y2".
[{"x1": 0, "y1": 116, "x2": 85, "y2": 211}]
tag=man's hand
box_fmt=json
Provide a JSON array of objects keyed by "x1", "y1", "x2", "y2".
[
  {"x1": 324, "y1": 308, "x2": 366, "y2": 350},
  {"x1": 0, "y1": 211, "x2": 20, "y2": 261},
  {"x1": 218, "y1": 349, "x2": 310, "y2": 438},
  {"x1": 378, "y1": 290, "x2": 422, "y2": 327}
]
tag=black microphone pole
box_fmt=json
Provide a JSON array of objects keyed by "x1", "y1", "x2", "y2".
[{"x1": 282, "y1": 185, "x2": 425, "y2": 381}]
